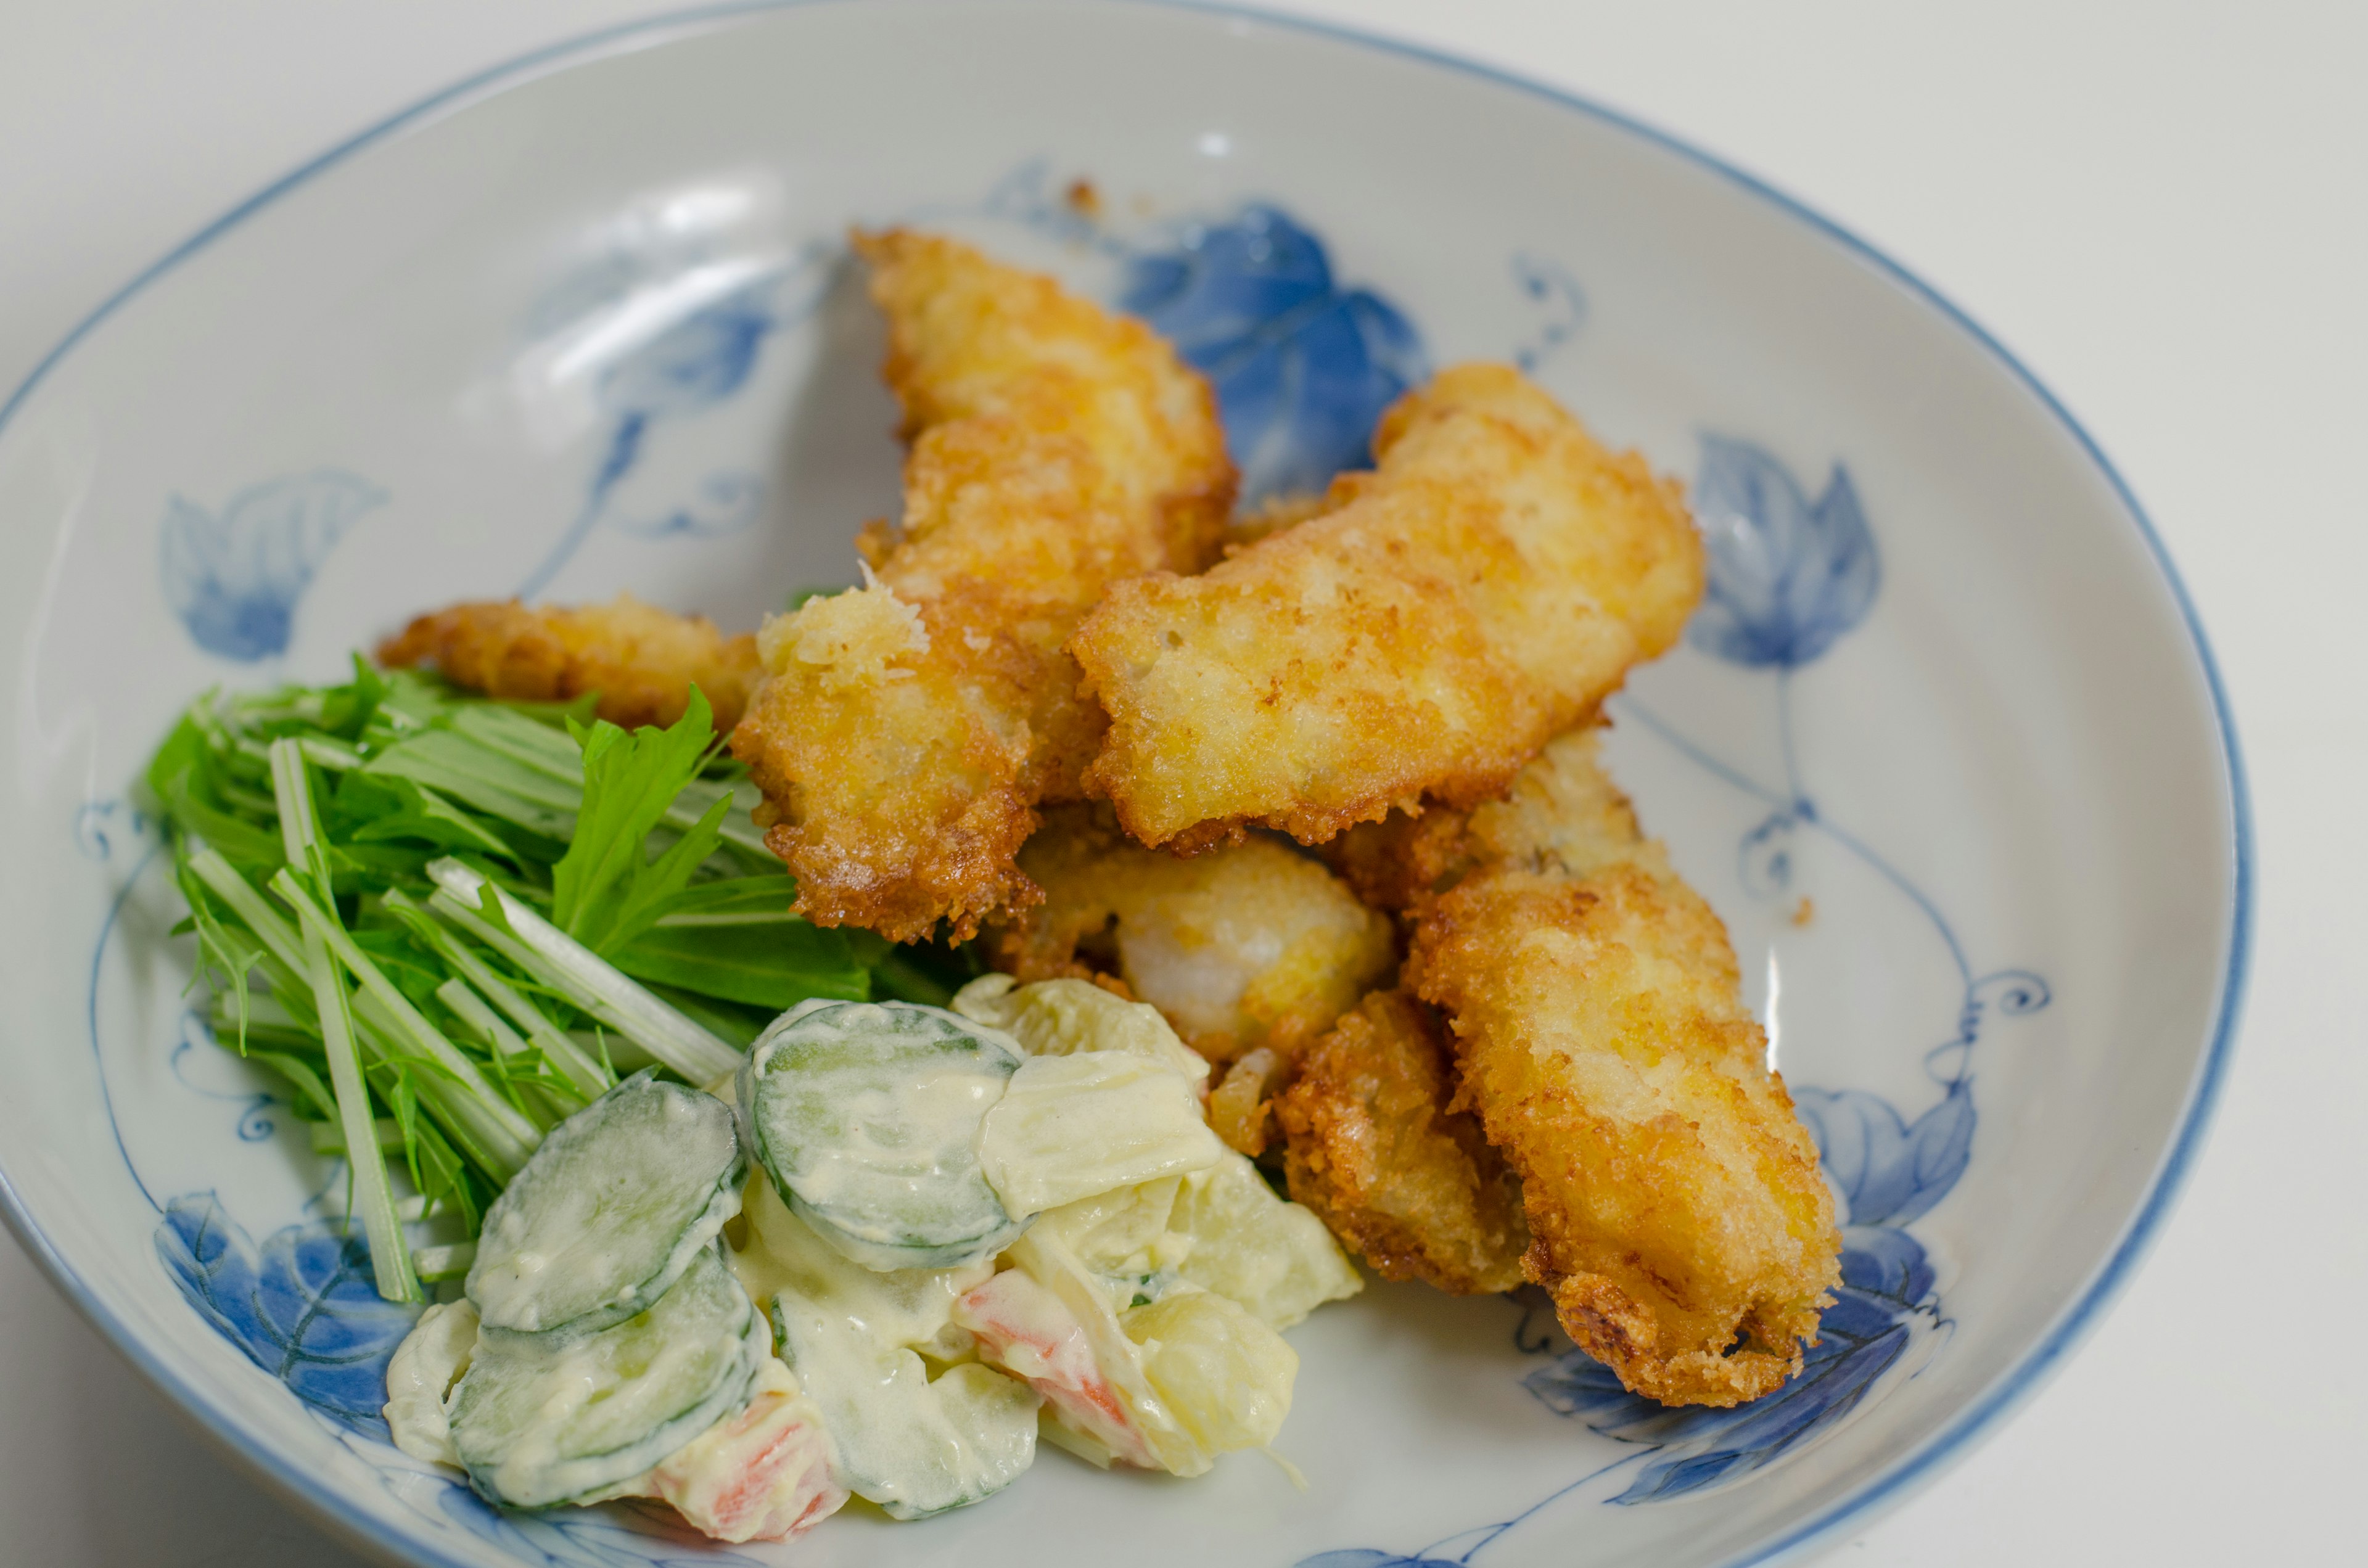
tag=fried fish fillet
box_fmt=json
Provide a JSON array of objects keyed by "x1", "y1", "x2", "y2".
[
  {"x1": 987, "y1": 805, "x2": 1394, "y2": 1068},
  {"x1": 1275, "y1": 989, "x2": 1529, "y2": 1294},
  {"x1": 1068, "y1": 364, "x2": 1701, "y2": 852},
  {"x1": 1401, "y1": 729, "x2": 1840, "y2": 1406},
  {"x1": 1319, "y1": 716, "x2": 1646, "y2": 915},
  {"x1": 376, "y1": 594, "x2": 762, "y2": 730},
  {"x1": 730, "y1": 229, "x2": 1234, "y2": 942}
]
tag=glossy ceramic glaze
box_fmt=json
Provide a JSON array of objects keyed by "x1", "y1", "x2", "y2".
[{"x1": 0, "y1": 4, "x2": 2246, "y2": 1566}]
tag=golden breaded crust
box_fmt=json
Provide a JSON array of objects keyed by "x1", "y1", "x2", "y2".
[
  {"x1": 1068, "y1": 363, "x2": 1702, "y2": 850},
  {"x1": 1403, "y1": 734, "x2": 1840, "y2": 1407},
  {"x1": 1322, "y1": 723, "x2": 1646, "y2": 913},
  {"x1": 376, "y1": 593, "x2": 762, "y2": 730},
  {"x1": 987, "y1": 805, "x2": 1394, "y2": 1067},
  {"x1": 1276, "y1": 990, "x2": 1529, "y2": 1294},
  {"x1": 730, "y1": 229, "x2": 1235, "y2": 941}
]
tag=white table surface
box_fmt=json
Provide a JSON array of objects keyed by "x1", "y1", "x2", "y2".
[{"x1": 2, "y1": 1, "x2": 2359, "y2": 1562}]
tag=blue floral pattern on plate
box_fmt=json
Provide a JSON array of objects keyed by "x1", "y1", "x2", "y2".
[
  {"x1": 155, "y1": 1192, "x2": 419, "y2": 1434},
  {"x1": 158, "y1": 471, "x2": 387, "y2": 660},
  {"x1": 1688, "y1": 434, "x2": 1879, "y2": 670},
  {"x1": 514, "y1": 263, "x2": 800, "y2": 600},
  {"x1": 1519, "y1": 1084, "x2": 1952, "y2": 1504},
  {"x1": 1120, "y1": 203, "x2": 1427, "y2": 503}
]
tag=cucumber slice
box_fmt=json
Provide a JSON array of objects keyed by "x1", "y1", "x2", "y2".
[
  {"x1": 451, "y1": 1247, "x2": 765, "y2": 1509},
  {"x1": 739, "y1": 999, "x2": 1029, "y2": 1271},
  {"x1": 467, "y1": 1069, "x2": 745, "y2": 1335}
]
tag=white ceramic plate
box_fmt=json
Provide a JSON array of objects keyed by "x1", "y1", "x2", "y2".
[{"x1": 0, "y1": 4, "x2": 2247, "y2": 1566}]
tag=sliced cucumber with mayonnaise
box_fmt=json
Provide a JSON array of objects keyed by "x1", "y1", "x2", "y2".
[
  {"x1": 467, "y1": 1069, "x2": 744, "y2": 1335},
  {"x1": 450, "y1": 1247, "x2": 765, "y2": 1509},
  {"x1": 739, "y1": 999, "x2": 1030, "y2": 1271}
]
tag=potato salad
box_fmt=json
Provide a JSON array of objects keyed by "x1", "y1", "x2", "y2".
[{"x1": 384, "y1": 976, "x2": 1362, "y2": 1541}]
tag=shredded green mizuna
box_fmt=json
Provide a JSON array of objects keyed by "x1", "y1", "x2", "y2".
[{"x1": 146, "y1": 660, "x2": 982, "y2": 1300}]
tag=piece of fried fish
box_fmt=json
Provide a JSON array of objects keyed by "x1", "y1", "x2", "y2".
[
  {"x1": 1392, "y1": 728, "x2": 1841, "y2": 1406},
  {"x1": 377, "y1": 594, "x2": 762, "y2": 731},
  {"x1": 1067, "y1": 363, "x2": 1701, "y2": 853},
  {"x1": 1275, "y1": 988, "x2": 1529, "y2": 1295},
  {"x1": 731, "y1": 229, "x2": 1235, "y2": 942}
]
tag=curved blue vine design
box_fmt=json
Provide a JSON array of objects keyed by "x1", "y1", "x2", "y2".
[
  {"x1": 159, "y1": 471, "x2": 387, "y2": 661},
  {"x1": 170, "y1": 1009, "x2": 279, "y2": 1143},
  {"x1": 1303, "y1": 435, "x2": 2049, "y2": 1566}
]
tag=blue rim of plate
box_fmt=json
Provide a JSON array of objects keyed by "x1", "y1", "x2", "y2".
[{"x1": 0, "y1": 2, "x2": 2252, "y2": 1564}]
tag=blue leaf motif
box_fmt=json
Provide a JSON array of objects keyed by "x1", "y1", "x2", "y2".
[
  {"x1": 1794, "y1": 1080, "x2": 1975, "y2": 1227},
  {"x1": 1687, "y1": 435, "x2": 1878, "y2": 668},
  {"x1": 514, "y1": 276, "x2": 784, "y2": 601},
  {"x1": 159, "y1": 472, "x2": 386, "y2": 660},
  {"x1": 1839, "y1": 1223, "x2": 1938, "y2": 1307},
  {"x1": 438, "y1": 1479, "x2": 769, "y2": 1566},
  {"x1": 1120, "y1": 204, "x2": 1427, "y2": 501},
  {"x1": 155, "y1": 1192, "x2": 418, "y2": 1432},
  {"x1": 1514, "y1": 1085, "x2": 1954, "y2": 1505},
  {"x1": 1522, "y1": 1223, "x2": 1935, "y2": 1504},
  {"x1": 1610, "y1": 1315, "x2": 1909, "y2": 1503},
  {"x1": 1297, "y1": 1554, "x2": 1459, "y2": 1568},
  {"x1": 615, "y1": 470, "x2": 763, "y2": 540},
  {"x1": 598, "y1": 288, "x2": 775, "y2": 422}
]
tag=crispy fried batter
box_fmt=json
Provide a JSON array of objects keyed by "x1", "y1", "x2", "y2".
[
  {"x1": 987, "y1": 805, "x2": 1395, "y2": 1069},
  {"x1": 1321, "y1": 718, "x2": 1644, "y2": 915},
  {"x1": 730, "y1": 229, "x2": 1235, "y2": 941},
  {"x1": 376, "y1": 594, "x2": 762, "y2": 731},
  {"x1": 1068, "y1": 363, "x2": 1702, "y2": 852},
  {"x1": 1402, "y1": 730, "x2": 1840, "y2": 1406},
  {"x1": 1276, "y1": 990, "x2": 1529, "y2": 1294},
  {"x1": 1221, "y1": 491, "x2": 1330, "y2": 553}
]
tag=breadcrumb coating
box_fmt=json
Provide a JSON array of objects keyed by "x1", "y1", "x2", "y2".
[
  {"x1": 1320, "y1": 715, "x2": 1644, "y2": 915},
  {"x1": 730, "y1": 229, "x2": 1234, "y2": 941},
  {"x1": 1068, "y1": 363, "x2": 1701, "y2": 852},
  {"x1": 1403, "y1": 729, "x2": 1841, "y2": 1406},
  {"x1": 376, "y1": 594, "x2": 762, "y2": 731},
  {"x1": 1276, "y1": 990, "x2": 1529, "y2": 1294}
]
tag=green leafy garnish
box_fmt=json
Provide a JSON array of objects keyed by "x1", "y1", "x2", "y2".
[
  {"x1": 551, "y1": 689, "x2": 730, "y2": 954},
  {"x1": 140, "y1": 659, "x2": 972, "y2": 1303}
]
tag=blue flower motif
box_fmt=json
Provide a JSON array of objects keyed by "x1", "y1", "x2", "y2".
[
  {"x1": 1120, "y1": 204, "x2": 1427, "y2": 502},
  {"x1": 1522, "y1": 1238, "x2": 1930, "y2": 1503},
  {"x1": 1516, "y1": 1081, "x2": 1955, "y2": 1502},
  {"x1": 155, "y1": 1192, "x2": 418, "y2": 1432},
  {"x1": 158, "y1": 471, "x2": 387, "y2": 660},
  {"x1": 1793, "y1": 1082, "x2": 1974, "y2": 1228},
  {"x1": 599, "y1": 287, "x2": 776, "y2": 424},
  {"x1": 1687, "y1": 435, "x2": 1878, "y2": 668},
  {"x1": 516, "y1": 277, "x2": 783, "y2": 600}
]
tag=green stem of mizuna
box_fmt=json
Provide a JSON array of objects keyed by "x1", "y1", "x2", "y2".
[
  {"x1": 424, "y1": 858, "x2": 741, "y2": 1083},
  {"x1": 382, "y1": 889, "x2": 612, "y2": 1100},
  {"x1": 266, "y1": 868, "x2": 542, "y2": 1169},
  {"x1": 266, "y1": 741, "x2": 421, "y2": 1304}
]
